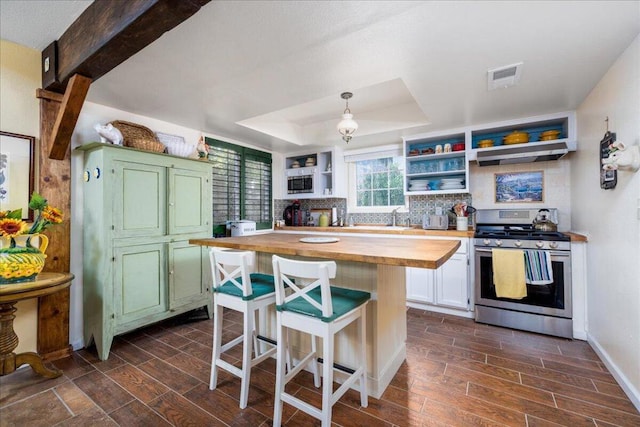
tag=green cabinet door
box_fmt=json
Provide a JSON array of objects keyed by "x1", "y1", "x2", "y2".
[
  {"x1": 113, "y1": 161, "x2": 167, "y2": 238},
  {"x1": 113, "y1": 243, "x2": 167, "y2": 329},
  {"x1": 168, "y1": 167, "x2": 211, "y2": 235},
  {"x1": 168, "y1": 241, "x2": 211, "y2": 310}
]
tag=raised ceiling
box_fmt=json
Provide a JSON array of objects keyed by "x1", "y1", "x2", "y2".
[{"x1": 2, "y1": 1, "x2": 639, "y2": 153}]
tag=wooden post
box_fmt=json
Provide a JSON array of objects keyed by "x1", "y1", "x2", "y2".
[{"x1": 36, "y1": 89, "x2": 72, "y2": 360}]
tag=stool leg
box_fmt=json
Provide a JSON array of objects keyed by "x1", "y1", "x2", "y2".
[
  {"x1": 321, "y1": 331, "x2": 334, "y2": 427},
  {"x1": 209, "y1": 302, "x2": 224, "y2": 390},
  {"x1": 273, "y1": 315, "x2": 286, "y2": 427},
  {"x1": 311, "y1": 334, "x2": 320, "y2": 388},
  {"x1": 359, "y1": 308, "x2": 368, "y2": 407},
  {"x1": 239, "y1": 306, "x2": 254, "y2": 409}
]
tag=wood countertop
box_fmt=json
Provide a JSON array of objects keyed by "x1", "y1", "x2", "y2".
[
  {"x1": 275, "y1": 225, "x2": 474, "y2": 238},
  {"x1": 190, "y1": 233, "x2": 460, "y2": 269},
  {"x1": 275, "y1": 226, "x2": 588, "y2": 242}
]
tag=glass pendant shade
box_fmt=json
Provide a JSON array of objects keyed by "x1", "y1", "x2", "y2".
[
  {"x1": 337, "y1": 92, "x2": 358, "y2": 143},
  {"x1": 337, "y1": 113, "x2": 358, "y2": 143}
]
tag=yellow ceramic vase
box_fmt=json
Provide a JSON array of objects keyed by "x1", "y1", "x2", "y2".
[{"x1": 0, "y1": 234, "x2": 49, "y2": 284}]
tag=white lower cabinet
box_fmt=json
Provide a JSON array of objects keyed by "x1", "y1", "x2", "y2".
[{"x1": 406, "y1": 238, "x2": 472, "y2": 317}]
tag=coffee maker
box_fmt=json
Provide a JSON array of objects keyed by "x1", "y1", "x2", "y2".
[{"x1": 283, "y1": 200, "x2": 302, "y2": 226}]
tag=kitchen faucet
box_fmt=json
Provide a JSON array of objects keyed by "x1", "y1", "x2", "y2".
[{"x1": 391, "y1": 208, "x2": 399, "y2": 226}]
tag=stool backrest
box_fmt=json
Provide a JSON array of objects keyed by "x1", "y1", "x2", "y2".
[
  {"x1": 210, "y1": 248, "x2": 256, "y2": 297},
  {"x1": 272, "y1": 255, "x2": 336, "y2": 318}
]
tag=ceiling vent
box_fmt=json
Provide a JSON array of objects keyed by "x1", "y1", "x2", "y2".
[{"x1": 487, "y1": 62, "x2": 523, "y2": 90}]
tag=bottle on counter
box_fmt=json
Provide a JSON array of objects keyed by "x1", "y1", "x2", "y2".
[{"x1": 318, "y1": 212, "x2": 329, "y2": 227}]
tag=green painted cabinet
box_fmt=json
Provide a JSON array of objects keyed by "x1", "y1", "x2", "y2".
[{"x1": 79, "y1": 143, "x2": 213, "y2": 360}]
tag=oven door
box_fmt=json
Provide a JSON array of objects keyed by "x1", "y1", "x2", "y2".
[{"x1": 474, "y1": 247, "x2": 572, "y2": 318}]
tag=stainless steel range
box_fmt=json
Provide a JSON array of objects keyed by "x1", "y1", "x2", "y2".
[{"x1": 473, "y1": 208, "x2": 573, "y2": 338}]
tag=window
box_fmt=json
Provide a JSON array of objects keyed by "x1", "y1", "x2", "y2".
[
  {"x1": 206, "y1": 138, "x2": 272, "y2": 230},
  {"x1": 346, "y1": 145, "x2": 407, "y2": 213},
  {"x1": 355, "y1": 157, "x2": 405, "y2": 207}
]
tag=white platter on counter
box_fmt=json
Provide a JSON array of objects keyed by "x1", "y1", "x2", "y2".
[{"x1": 299, "y1": 237, "x2": 340, "y2": 244}]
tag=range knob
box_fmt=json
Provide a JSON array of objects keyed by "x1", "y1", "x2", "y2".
[
  {"x1": 536, "y1": 241, "x2": 545, "y2": 248},
  {"x1": 514, "y1": 240, "x2": 523, "y2": 247},
  {"x1": 495, "y1": 239, "x2": 503, "y2": 247},
  {"x1": 483, "y1": 239, "x2": 491, "y2": 246},
  {"x1": 549, "y1": 241, "x2": 559, "y2": 249}
]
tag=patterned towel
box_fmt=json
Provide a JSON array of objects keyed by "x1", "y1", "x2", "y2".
[{"x1": 524, "y1": 250, "x2": 554, "y2": 285}]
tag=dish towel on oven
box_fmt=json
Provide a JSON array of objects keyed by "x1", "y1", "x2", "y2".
[
  {"x1": 524, "y1": 250, "x2": 554, "y2": 285},
  {"x1": 492, "y1": 249, "x2": 527, "y2": 299}
]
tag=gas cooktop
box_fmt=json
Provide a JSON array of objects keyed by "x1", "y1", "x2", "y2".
[{"x1": 474, "y1": 228, "x2": 570, "y2": 242}]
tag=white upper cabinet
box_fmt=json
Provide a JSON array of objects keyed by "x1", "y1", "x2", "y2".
[
  {"x1": 283, "y1": 146, "x2": 345, "y2": 199},
  {"x1": 469, "y1": 111, "x2": 576, "y2": 166},
  {"x1": 403, "y1": 128, "x2": 469, "y2": 195}
]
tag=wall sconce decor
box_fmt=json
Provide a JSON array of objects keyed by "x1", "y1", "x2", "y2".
[
  {"x1": 337, "y1": 92, "x2": 358, "y2": 143},
  {"x1": 602, "y1": 141, "x2": 640, "y2": 173}
]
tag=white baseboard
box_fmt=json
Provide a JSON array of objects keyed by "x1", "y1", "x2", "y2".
[
  {"x1": 406, "y1": 301, "x2": 474, "y2": 318},
  {"x1": 70, "y1": 338, "x2": 84, "y2": 351},
  {"x1": 588, "y1": 333, "x2": 640, "y2": 412}
]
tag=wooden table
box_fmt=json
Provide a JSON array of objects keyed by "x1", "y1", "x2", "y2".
[
  {"x1": 0, "y1": 272, "x2": 74, "y2": 378},
  {"x1": 190, "y1": 233, "x2": 459, "y2": 398}
]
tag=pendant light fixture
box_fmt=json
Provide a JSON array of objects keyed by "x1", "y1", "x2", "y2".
[{"x1": 337, "y1": 92, "x2": 358, "y2": 143}]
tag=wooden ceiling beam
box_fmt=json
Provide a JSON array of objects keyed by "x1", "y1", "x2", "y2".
[{"x1": 42, "y1": 0, "x2": 211, "y2": 93}]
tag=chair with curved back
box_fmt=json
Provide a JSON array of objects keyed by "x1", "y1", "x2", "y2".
[
  {"x1": 271, "y1": 254, "x2": 370, "y2": 427},
  {"x1": 208, "y1": 247, "x2": 277, "y2": 409}
]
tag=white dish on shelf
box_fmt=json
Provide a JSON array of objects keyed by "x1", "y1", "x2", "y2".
[
  {"x1": 441, "y1": 178, "x2": 463, "y2": 183},
  {"x1": 299, "y1": 237, "x2": 340, "y2": 244}
]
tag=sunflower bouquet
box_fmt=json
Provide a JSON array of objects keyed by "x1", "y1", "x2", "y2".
[{"x1": 0, "y1": 192, "x2": 63, "y2": 238}]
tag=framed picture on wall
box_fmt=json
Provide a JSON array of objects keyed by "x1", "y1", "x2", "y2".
[
  {"x1": 0, "y1": 131, "x2": 35, "y2": 221},
  {"x1": 495, "y1": 171, "x2": 544, "y2": 203}
]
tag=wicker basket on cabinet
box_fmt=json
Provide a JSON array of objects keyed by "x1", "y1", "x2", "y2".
[{"x1": 111, "y1": 120, "x2": 165, "y2": 153}]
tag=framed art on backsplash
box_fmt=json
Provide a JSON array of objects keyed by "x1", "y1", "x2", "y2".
[
  {"x1": 0, "y1": 131, "x2": 36, "y2": 221},
  {"x1": 494, "y1": 171, "x2": 544, "y2": 203}
]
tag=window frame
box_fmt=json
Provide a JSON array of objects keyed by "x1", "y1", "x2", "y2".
[
  {"x1": 205, "y1": 137, "x2": 273, "y2": 230},
  {"x1": 346, "y1": 145, "x2": 408, "y2": 214}
]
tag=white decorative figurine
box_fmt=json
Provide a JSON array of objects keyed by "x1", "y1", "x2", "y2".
[
  {"x1": 602, "y1": 141, "x2": 640, "y2": 172},
  {"x1": 196, "y1": 136, "x2": 208, "y2": 158},
  {"x1": 94, "y1": 123, "x2": 123, "y2": 145}
]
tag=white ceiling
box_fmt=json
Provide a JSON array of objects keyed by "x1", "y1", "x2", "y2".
[{"x1": 2, "y1": 1, "x2": 639, "y2": 153}]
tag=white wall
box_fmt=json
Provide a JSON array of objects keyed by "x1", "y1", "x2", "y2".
[
  {"x1": 469, "y1": 160, "x2": 572, "y2": 230},
  {"x1": 572, "y1": 35, "x2": 640, "y2": 408},
  {"x1": 0, "y1": 40, "x2": 41, "y2": 353}
]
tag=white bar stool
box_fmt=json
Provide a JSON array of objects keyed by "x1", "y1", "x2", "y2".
[
  {"x1": 271, "y1": 255, "x2": 370, "y2": 427},
  {"x1": 209, "y1": 248, "x2": 277, "y2": 409}
]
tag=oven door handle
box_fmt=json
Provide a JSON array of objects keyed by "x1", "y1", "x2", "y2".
[{"x1": 475, "y1": 247, "x2": 570, "y2": 257}]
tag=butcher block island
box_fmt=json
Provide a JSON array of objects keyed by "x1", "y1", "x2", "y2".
[{"x1": 190, "y1": 233, "x2": 460, "y2": 398}]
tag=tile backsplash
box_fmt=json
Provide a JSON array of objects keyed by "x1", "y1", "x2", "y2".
[{"x1": 275, "y1": 193, "x2": 473, "y2": 227}]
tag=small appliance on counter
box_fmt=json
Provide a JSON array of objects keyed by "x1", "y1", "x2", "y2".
[
  {"x1": 283, "y1": 200, "x2": 303, "y2": 226},
  {"x1": 422, "y1": 213, "x2": 448, "y2": 230},
  {"x1": 229, "y1": 220, "x2": 257, "y2": 237}
]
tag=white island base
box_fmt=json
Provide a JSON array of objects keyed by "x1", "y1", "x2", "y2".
[{"x1": 255, "y1": 253, "x2": 407, "y2": 399}]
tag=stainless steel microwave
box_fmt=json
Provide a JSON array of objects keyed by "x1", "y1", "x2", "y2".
[{"x1": 286, "y1": 167, "x2": 316, "y2": 194}]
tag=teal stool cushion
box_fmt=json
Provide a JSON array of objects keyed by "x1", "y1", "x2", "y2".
[
  {"x1": 277, "y1": 286, "x2": 370, "y2": 322},
  {"x1": 214, "y1": 273, "x2": 275, "y2": 301}
]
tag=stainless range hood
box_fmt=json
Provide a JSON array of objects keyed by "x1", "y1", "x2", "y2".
[{"x1": 476, "y1": 141, "x2": 569, "y2": 166}]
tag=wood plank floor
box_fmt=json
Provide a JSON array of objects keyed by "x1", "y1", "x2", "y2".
[{"x1": 1, "y1": 307, "x2": 638, "y2": 426}]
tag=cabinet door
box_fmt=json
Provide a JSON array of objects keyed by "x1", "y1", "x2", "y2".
[
  {"x1": 168, "y1": 167, "x2": 211, "y2": 235},
  {"x1": 113, "y1": 161, "x2": 166, "y2": 238},
  {"x1": 113, "y1": 243, "x2": 167, "y2": 327},
  {"x1": 168, "y1": 241, "x2": 209, "y2": 309},
  {"x1": 406, "y1": 267, "x2": 435, "y2": 303},
  {"x1": 435, "y1": 253, "x2": 468, "y2": 309}
]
